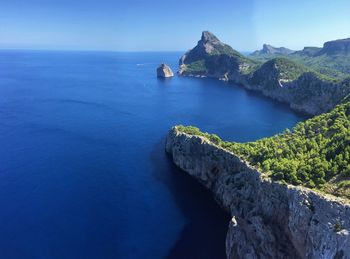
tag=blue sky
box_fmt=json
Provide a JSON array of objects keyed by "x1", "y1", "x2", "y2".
[{"x1": 0, "y1": 0, "x2": 349, "y2": 51}]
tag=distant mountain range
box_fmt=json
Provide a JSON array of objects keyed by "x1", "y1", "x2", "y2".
[
  {"x1": 249, "y1": 38, "x2": 350, "y2": 78},
  {"x1": 251, "y1": 38, "x2": 350, "y2": 57}
]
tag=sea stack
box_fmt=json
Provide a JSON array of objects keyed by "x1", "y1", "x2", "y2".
[{"x1": 157, "y1": 64, "x2": 174, "y2": 78}]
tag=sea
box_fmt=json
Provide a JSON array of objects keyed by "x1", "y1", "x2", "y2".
[{"x1": 0, "y1": 50, "x2": 305, "y2": 259}]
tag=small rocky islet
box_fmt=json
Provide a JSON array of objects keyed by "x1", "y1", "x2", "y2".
[
  {"x1": 165, "y1": 31, "x2": 350, "y2": 258},
  {"x1": 156, "y1": 63, "x2": 174, "y2": 78}
]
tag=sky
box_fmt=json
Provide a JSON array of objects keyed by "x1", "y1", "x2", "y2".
[{"x1": 0, "y1": 0, "x2": 349, "y2": 51}]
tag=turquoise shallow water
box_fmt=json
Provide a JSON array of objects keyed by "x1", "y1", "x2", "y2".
[{"x1": 0, "y1": 50, "x2": 305, "y2": 258}]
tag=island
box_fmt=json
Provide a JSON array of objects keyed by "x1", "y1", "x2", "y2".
[{"x1": 157, "y1": 63, "x2": 174, "y2": 78}]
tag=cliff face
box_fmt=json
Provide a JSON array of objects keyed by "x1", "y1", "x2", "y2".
[
  {"x1": 166, "y1": 127, "x2": 350, "y2": 259},
  {"x1": 320, "y1": 38, "x2": 350, "y2": 56},
  {"x1": 248, "y1": 68, "x2": 348, "y2": 115}
]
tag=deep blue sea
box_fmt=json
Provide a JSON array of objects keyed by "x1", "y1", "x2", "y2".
[{"x1": 0, "y1": 50, "x2": 305, "y2": 259}]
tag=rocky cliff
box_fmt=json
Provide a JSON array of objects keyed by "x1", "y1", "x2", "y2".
[
  {"x1": 320, "y1": 38, "x2": 350, "y2": 56},
  {"x1": 248, "y1": 61, "x2": 349, "y2": 115},
  {"x1": 166, "y1": 127, "x2": 350, "y2": 259},
  {"x1": 179, "y1": 31, "x2": 350, "y2": 115}
]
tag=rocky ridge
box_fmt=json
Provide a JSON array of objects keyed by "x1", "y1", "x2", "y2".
[
  {"x1": 166, "y1": 126, "x2": 350, "y2": 259},
  {"x1": 320, "y1": 38, "x2": 350, "y2": 55},
  {"x1": 251, "y1": 44, "x2": 295, "y2": 56}
]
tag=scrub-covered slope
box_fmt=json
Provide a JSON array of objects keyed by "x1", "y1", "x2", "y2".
[
  {"x1": 251, "y1": 38, "x2": 350, "y2": 79},
  {"x1": 176, "y1": 98, "x2": 350, "y2": 199}
]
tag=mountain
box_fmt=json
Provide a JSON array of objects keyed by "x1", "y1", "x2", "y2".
[
  {"x1": 292, "y1": 47, "x2": 322, "y2": 57},
  {"x1": 291, "y1": 38, "x2": 350, "y2": 58},
  {"x1": 179, "y1": 31, "x2": 256, "y2": 80},
  {"x1": 291, "y1": 38, "x2": 350, "y2": 78},
  {"x1": 250, "y1": 57, "x2": 308, "y2": 88},
  {"x1": 178, "y1": 31, "x2": 350, "y2": 115},
  {"x1": 249, "y1": 37, "x2": 350, "y2": 78},
  {"x1": 251, "y1": 44, "x2": 295, "y2": 56}
]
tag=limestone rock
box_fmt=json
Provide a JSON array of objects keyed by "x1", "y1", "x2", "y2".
[
  {"x1": 178, "y1": 31, "x2": 252, "y2": 77},
  {"x1": 157, "y1": 64, "x2": 174, "y2": 78},
  {"x1": 165, "y1": 127, "x2": 350, "y2": 259},
  {"x1": 320, "y1": 38, "x2": 350, "y2": 55}
]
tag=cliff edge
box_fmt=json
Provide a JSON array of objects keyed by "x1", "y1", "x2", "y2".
[{"x1": 166, "y1": 126, "x2": 350, "y2": 259}]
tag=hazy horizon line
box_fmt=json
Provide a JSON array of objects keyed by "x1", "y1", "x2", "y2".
[{"x1": 0, "y1": 47, "x2": 256, "y2": 53}]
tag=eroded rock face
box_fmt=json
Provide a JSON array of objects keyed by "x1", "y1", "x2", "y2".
[
  {"x1": 157, "y1": 64, "x2": 174, "y2": 78},
  {"x1": 321, "y1": 38, "x2": 350, "y2": 55},
  {"x1": 165, "y1": 127, "x2": 350, "y2": 259}
]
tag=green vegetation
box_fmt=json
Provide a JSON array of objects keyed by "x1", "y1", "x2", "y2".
[
  {"x1": 333, "y1": 221, "x2": 343, "y2": 232},
  {"x1": 289, "y1": 54, "x2": 350, "y2": 80},
  {"x1": 176, "y1": 99, "x2": 350, "y2": 198},
  {"x1": 250, "y1": 58, "x2": 309, "y2": 85},
  {"x1": 271, "y1": 58, "x2": 308, "y2": 80},
  {"x1": 185, "y1": 59, "x2": 207, "y2": 73},
  {"x1": 209, "y1": 44, "x2": 242, "y2": 57},
  {"x1": 250, "y1": 52, "x2": 350, "y2": 80}
]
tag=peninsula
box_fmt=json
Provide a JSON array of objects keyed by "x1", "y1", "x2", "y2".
[{"x1": 179, "y1": 31, "x2": 350, "y2": 115}]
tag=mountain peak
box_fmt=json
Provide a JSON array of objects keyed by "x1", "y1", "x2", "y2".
[
  {"x1": 179, "y1": 31, "x2": 249, "y2": 75},
  {"x1": 192, "y1": 31, "x2": 238, "y2": 56},
  {"x1": 201, "y1": 31, "x2": 220, "y2": 43}
]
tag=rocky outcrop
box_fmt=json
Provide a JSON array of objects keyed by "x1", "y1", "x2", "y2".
[
  {"x1": 157, "y1": 64, "x2": 174, "y2": 78},
  {"x1": 251, "y1": 44, "x2": 295, "y2": 56},
  {"x1": 166, "y1": 127, "x2": 350, "y2": 259},
  {"x1": 320, "y1": 38, "x2": 350, "y2": 55},
  {"x1": 293, "y1": 47, "x2": 322, "y2": 57},
  {"x1": 178, "y1": 31, "x2": 254, "y2": 78}
]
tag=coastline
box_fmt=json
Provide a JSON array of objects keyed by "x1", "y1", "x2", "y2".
[
  {"x1": 178, "y1": 71, "x2": 344, "y2": 116},
  {"x1": 166, "y1": 126, "x2": 350, "y2": 258}
]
